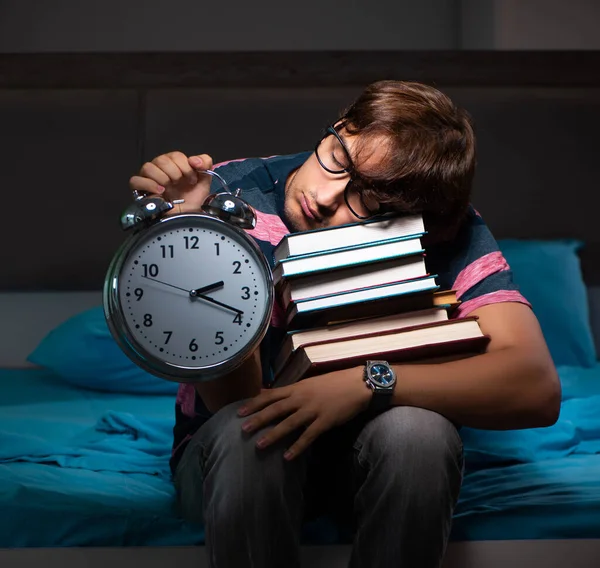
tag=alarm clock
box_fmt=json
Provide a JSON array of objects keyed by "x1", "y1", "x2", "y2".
[{"x1": 103, "y1": 170, "x2": 274, "y2": 383}]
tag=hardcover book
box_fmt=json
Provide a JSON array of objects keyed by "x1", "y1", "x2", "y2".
[
  {"x1": 274, "y1": 214, "x2": 425, "y2": 263},
  {"x1": 273, "y1": 306, "x2": 450, "y2": 377},
  {"x1": 284, "y1": 276, "x2": 440, "y2": 330},
  {"x1": 273, "y1": 317, "x2": 490, "y2": 387},
  {"x1": 273, "y1": 234, "x2": 425, "y2": 285},
  {"x1": 278, "y1": 254, "x2": 428, "y2": 310}
]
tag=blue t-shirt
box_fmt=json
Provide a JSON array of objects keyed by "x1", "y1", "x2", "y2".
[{"x1": 169, "y1": 152, "x2": 529, "y2": 474}]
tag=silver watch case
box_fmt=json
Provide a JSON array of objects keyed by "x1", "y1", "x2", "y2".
[{"x1": 364, "y1": 360, "x2": 396, "y2": 391}]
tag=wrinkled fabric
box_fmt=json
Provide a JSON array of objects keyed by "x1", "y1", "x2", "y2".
[{"x1": 2, "y1": 364, "x2": 600, "y2": 546}]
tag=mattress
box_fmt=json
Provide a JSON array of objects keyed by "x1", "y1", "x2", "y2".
[
  {"x1": 453, "y1": 455, "x2": 600, "y2": 540},
  {"x1": 2, "y1": 366, "x2": 600, "y2": 547},
  {"x1": 0, "y1": 368, "x2": 203, "y2": 547}
]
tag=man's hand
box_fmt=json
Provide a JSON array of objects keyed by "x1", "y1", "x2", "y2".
[
  {"x1": 129, "y1": 151, "x2": 214, "y2": 213},
  {"x1": 238, "y1": 367, "x2": 371, "y2": 460}
]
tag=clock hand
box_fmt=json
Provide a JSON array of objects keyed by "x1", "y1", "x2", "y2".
[
  {"x1": 190, "y1": 281, "x2": 224, "y2": 296},
  {"x1": 141, "y1": 276, "x2": 242, "y2": 314},
  {"x1": 192, "y1": 293, "x2": 244, "y2": 316},
  {"x1": 141, "y1": 275, "x2": 189, "y2": 293}
]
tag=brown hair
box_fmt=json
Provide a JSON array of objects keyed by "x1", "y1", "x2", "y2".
[{"x1": 339, "y1": 80, "x2": 476, "y2": 241}]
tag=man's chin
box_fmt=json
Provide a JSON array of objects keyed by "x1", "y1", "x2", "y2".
[{"x1": 283, "y1": 206, "x2": 310, "y2": 233}]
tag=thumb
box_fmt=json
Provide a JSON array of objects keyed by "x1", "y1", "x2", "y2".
[{"x1": 188, "y1": 154, "x2": 214, "y2": 172}]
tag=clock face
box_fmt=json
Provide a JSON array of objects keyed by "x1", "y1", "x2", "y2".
[{"x1": 111, "y1": 214, "x2": 272, "y2": 374}]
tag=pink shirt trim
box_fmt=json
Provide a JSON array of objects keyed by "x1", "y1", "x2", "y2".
[
  {"x1": 453, "y1": 251, "x2": 509, "y2": 299},
  {"x1": 245, "y1": 210, "x2": 289, "y2": 246},
  {"x1": 213, "y1": 155, "x2": 279, "y2": 169},
  {"x1": 455, "y1": 290, "x2": 532, "y2": 319},
  {"x1": 176, "y1": 383, "x2": 197, "y2": 418}
]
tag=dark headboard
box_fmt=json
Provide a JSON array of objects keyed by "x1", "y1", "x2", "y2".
[{"x1": 2, "y1": 52, "x2": 599, "y2": 290}]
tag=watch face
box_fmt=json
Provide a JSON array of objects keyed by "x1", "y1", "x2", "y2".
[
  {"x1": 369, "y1": 363, "x2": 395, "y2": 387},
  {"x1": 108, "y1": 214, "x2": 272, "y2": 374}
]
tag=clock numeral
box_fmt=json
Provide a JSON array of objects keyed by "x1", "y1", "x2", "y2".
[
  {"x1": 143, "y1": 314, "x2": 153, "y2": 327},
  {"x1": 134, "y1": 288, "x2": 144, "y2": 301},
  {"x1": 215, "y1": 331, "x2": 224, "y2": 345},
  {"x1": 241, "y1": 286, "x2": 250, "y2": 300},
  {"x1": 142, "y1": 264, "x2": 159, "y2": 278},
  {"x1": 184, "y1": 236, "x2": 199, "y2": 249},
  {"x1": 233, "y1": 313, "x2": 243, "y2": 326},
  {"x1": 214, "y1": 242, "x2": 220, "y2": 256},
  {"x1": 163, "y1": 331, "x2": 172, "y2": 345},
  {"x1": 232, "y1": 261, "x2": 242, "y2": 274},
  {"x1": 189, "y1": 338, "x2": 198, "y2": 352},
  {"x1": 160, "y1": 244, "x2": 174, "y2": 258}
]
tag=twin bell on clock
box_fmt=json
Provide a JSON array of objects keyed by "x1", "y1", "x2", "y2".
[{"x1": 103, "y1": 170, "x2": 274, "y2": 384}]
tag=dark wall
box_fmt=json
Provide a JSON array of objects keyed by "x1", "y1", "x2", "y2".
[{"x1": 1, "y1": 53, "x2": 599, "y2": 289}]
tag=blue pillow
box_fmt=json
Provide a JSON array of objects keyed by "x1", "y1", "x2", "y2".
[
  {"x1": 498, "y1": 238, "x2": 597, "y2": 368},
  {"x1": 27, "y1": 306, "x2": 179, "y2": 395}
]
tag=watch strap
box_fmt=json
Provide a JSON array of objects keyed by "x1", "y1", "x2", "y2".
[{"x1": 368, "y1": 389, "x2": 394, "y2": 413}]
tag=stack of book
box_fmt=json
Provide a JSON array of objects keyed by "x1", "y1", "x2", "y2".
[{"x1": 272, "y1": 215, "x2": 490, "y2": 386}]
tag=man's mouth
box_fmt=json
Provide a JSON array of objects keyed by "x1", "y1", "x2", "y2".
[{"x1": 301, "y1": 194, "x2": 321, "y2": 222}]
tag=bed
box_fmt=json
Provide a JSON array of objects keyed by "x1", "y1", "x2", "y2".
[
  {"x1": 1, "y1": 257, "x2": 600, "y2": 567},
  {"x1": 2, "y1": 82, "x2": 600, "y2": 567}
]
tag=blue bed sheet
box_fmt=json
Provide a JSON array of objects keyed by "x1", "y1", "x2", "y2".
[
  {"x1": 1, "y1": 366, "x2": 600, "y2": 547},
  {"x1": 452, "y1": 455, "x2": 600, "y2": 540},
  {"x1": 0, "y1": 368, "x2": 203, "y2": 547}
]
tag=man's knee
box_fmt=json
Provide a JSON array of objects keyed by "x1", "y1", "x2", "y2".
[
  {"x1": 355, "y1": 406, "x2": 463, "y2": 474},
  {"x1": 194, "y1": 399, "x2": 304, "y2": 486}
]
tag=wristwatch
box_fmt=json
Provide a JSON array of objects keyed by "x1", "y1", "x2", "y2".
[{"x1": 363, "y1": 360, "x2": 396, "y2": 412}]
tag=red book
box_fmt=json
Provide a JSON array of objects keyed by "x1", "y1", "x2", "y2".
[{"x1": 273, "y1": 316, "x2": 490, "y2": 387}]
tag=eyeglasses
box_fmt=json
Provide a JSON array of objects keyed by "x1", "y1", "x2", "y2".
[{"x1": 314, "y1": 125, "x2": 382, "y2": 220}]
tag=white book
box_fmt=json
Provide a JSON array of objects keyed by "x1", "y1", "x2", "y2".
[
  {"x1": 279, "y1": 254, "x2": 427, "y2": 307},
  {"x1": 285, "y1": 275, "x2": 440, "y2": 329},
  {"x1": 274, "y1": 214, "x2": 425, "y2": 263},
  {"x1": 292, "y1": 276, "x2": 438, "y2": 313},
  {"x1": 273, "y1": 235, "x2": 424, "y2": 285}
]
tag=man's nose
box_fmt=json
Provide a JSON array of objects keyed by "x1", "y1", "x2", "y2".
[{"x1": 315, "y1": 177, "x2": 349, "y2": 214}]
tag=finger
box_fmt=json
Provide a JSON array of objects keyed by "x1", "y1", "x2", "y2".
[
  {"x1": 188, "y1": 153, "x2": 214, "y2": 173},
  {"x1": 128, "y1": 175, "x2": 165, "y2": 195},
  {"x1": 241, "y1": 397, "x2": 295, "y2": 433},
  {"x1": 282, "y1": 420, "x2": 325, "y2": 460},
  {"x1": 167, "y1": 151, "x2": 198, "y2": 186},
  {"x1": 238, "y1": 387, "x2": 290, "y2": 417},
  {"x1": 151, "y1": 155, "x2": 187, "y2": 186},
  {"x1": 255, "y1": 410, "x2": 314, "y2": 450},
  {"x1": 139, "y1": 161, "x2": 172, "y2": 187}
]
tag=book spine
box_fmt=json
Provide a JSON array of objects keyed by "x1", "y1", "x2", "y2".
[
  {"x1": 275, "y1": 232, "x2": 425, "y2": 266},
  {"x1": 286, "y1": 286, "x2": 439, "y2": 330},
  {"x1": 273, "y1": 238, "x2": 290, "y2": 264},
  {"x1": 273, "y1": 335, "x2": 490, "y2": 387},
  {"x1": 284, "y1": 271, "x2": 431, "y2": 307},
  {"x1": 296, "y1": 315, "x2": 479, "y2": 349},
  {"x1": 274, "y1": 215, "x2": 426, "y2": 261}
]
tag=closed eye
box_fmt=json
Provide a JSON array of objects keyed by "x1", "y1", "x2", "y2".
[{"x1": 331, "y1": 152, "x2": 350, "y2": 171}]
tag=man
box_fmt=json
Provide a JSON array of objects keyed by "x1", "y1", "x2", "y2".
[{"x1": 129, "y1": 80, "x2": 561, "y2": 567}]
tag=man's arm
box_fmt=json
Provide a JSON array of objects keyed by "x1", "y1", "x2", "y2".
[
  {"x1": 194, "y1": 348, "x2": 263, "y2": 413},
  {"x1": 235, "y1": 301, "x2": 561, "y2": 459},
  {"x1": 390, "y1": 301, "x2": 561, "y2": 429}
]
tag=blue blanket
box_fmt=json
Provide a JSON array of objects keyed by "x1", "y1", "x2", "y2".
[
  {"x1": 2, "y1": 364, "x2": 600, "y2": 545},
  {"x1": 0, "y1": 410, "x2": 173, "y2": 477}
]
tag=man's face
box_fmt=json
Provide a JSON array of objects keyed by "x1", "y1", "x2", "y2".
[{"x1": 283, "y1": 129, "x2": 390, "y2": 233}]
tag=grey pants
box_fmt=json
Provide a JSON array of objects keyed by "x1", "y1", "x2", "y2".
[{"x1": 174, "y1": 400, "x2": 464, "y2": 568}]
